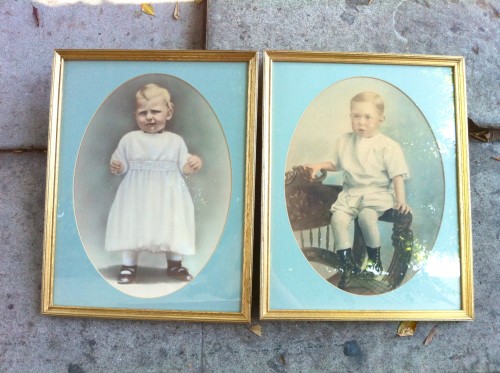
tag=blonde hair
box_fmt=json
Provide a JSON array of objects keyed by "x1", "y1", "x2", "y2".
[
  {"x1": 350, "y1": 91, "x2": 384, "y2": 115},
  {"x1": 135, "y1": 83, "x2": 174, "y2": 111}
]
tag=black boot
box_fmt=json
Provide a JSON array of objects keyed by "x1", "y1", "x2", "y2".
[
  {"x1": 362, "y1": 246, "x2": 384, "y2": 277},
  {"x1": 337, "y1": 249, "x2": 359, "y2": 290}
]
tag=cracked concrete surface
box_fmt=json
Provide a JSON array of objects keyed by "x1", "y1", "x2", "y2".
[{"x1": 207, "y1": 0, "x2": 499, "y2": 127}]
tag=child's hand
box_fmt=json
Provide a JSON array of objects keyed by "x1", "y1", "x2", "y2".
[
  {"x1": 302, "y1": 162, "x2": 336, "y2": 180},
  {"x1": 304, "y1": 164, "x2": 322, "y2": 180},
  {"x1": 110, "y1": 160, "x2": 123, "y2": 175},
  {"x1": 392, "y1": 175, "x2": 410, "y2": 214},
  {"x1": 394, "y1": 201, "x2": 411, "y2": 215},
  {"x1": 183, "y1": 155, "x2": 202, "y2": 175}
]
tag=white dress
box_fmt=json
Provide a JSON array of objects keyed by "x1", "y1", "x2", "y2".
[{"x1": 105, "y1": 130, "x2": 195, "y2": 255}]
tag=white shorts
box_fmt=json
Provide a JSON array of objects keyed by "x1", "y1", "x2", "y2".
[{"x1": 330, "y1": 188, "x2": 395, "y2": 217}]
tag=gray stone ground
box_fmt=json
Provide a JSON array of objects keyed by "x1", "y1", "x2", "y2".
[
  {"x1": 208, "y1": 0, "x2": 499, "y2": 128},
  {"x1": 0, "y1": 0, "x2": 499, "y2": 372},
  {"x1": 0, "y1": 0, "x2": 205, "y2": 149}
]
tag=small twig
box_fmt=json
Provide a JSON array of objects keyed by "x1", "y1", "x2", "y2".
[
  {"x1": 173, "y1": 1, "x2": 180, "y2": 20},
  {"x1": 32, "y1": 4, "x2": 41, "y2": 27},
  {"x1": 423, "y1": 325, "x2": 438, "y2": 346}
]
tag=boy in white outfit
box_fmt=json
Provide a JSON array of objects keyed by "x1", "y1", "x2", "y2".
[{"x1": 306, "y1": 91, "x2": 411, "y2": 289}]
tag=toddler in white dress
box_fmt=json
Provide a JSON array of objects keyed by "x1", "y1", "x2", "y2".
[
  {"x1": 306, "y1": 92, "x2": 411, "y2": 289},
  {"x1": 105, "y1": 83, "x2": 202, "y2": 284}
]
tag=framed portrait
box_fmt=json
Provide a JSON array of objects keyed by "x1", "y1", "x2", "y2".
[
  {"x1": 42, "y1": 50, "x2": 258, "y2": 322},
  {"x1": 261, "y1": 51, "x2": 473, "y2": 321}
]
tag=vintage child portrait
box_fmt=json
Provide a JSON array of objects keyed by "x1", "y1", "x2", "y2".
[
  {"x1": 285, "y1": 77, "x2": 443, "y2": 296},
  {"x1": 74, "y1": 74, "x2": 231, "y2": 299}
]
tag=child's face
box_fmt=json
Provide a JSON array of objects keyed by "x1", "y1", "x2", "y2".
[
  {"x1": 350, "y1": 101, "x2": 384, "y2": 138},
  {"x1": 135, "y1": 95, "x2": 173, "y2": 134}
]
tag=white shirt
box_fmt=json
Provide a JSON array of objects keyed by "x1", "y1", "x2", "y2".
[{"x1": 332, "y1": 132, "x2": 410, "y2": 192}]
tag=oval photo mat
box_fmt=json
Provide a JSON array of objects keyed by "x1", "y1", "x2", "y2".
[
  {"x1": 74, "y1": 74, "x2": 231, "y2": 298},
  {"x1": 285, "y1": 77, "x2": 444, "y2": 296}
]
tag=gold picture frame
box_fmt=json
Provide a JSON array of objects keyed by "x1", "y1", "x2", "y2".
[
  {"x1": 261, "y1": 51, "x2": 473, "y2": 321},
  {"x1": 42, "y1": 50, "x2": 258, "y2": 322}
]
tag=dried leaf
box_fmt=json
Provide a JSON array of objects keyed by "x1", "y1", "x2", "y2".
[
  {"x1": 32, "y1": 5, "x2": 40, "y2": 27},
  {"x1": 397, "y1": 321, "x2": 417, "y2": 336},
  {"x1": 468, "y1": 118, "x2": 500, "y2": 143},
  {"x1": 141, "y1": 3, "x2": 155, "y2": 16},
  {"x1": 493, "y1": 156, "x2": 500, "y2": 162},
  {"x1": 423, "y1": 326, "x2": 438, "y2": 346},
  {"x1": 250, "y1": 324, "x2": 262, "y2": 337},
  {"x1": 195, "y1": 0, "x2": 204, "y2": 3},
  {"x1": 173, "y1": 1, "x2": 180, "y2": 20}
]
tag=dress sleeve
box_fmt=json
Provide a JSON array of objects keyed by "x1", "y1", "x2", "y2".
[
  {"x1": 177, "y1": 136, "x2": 190, "y2": 173},
  {"x1": 110, "y1": 135, "x2": 129, "y2": 174},
  {"x1": 384, "y1": 141, "x2": 410, "y2": 179}
]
